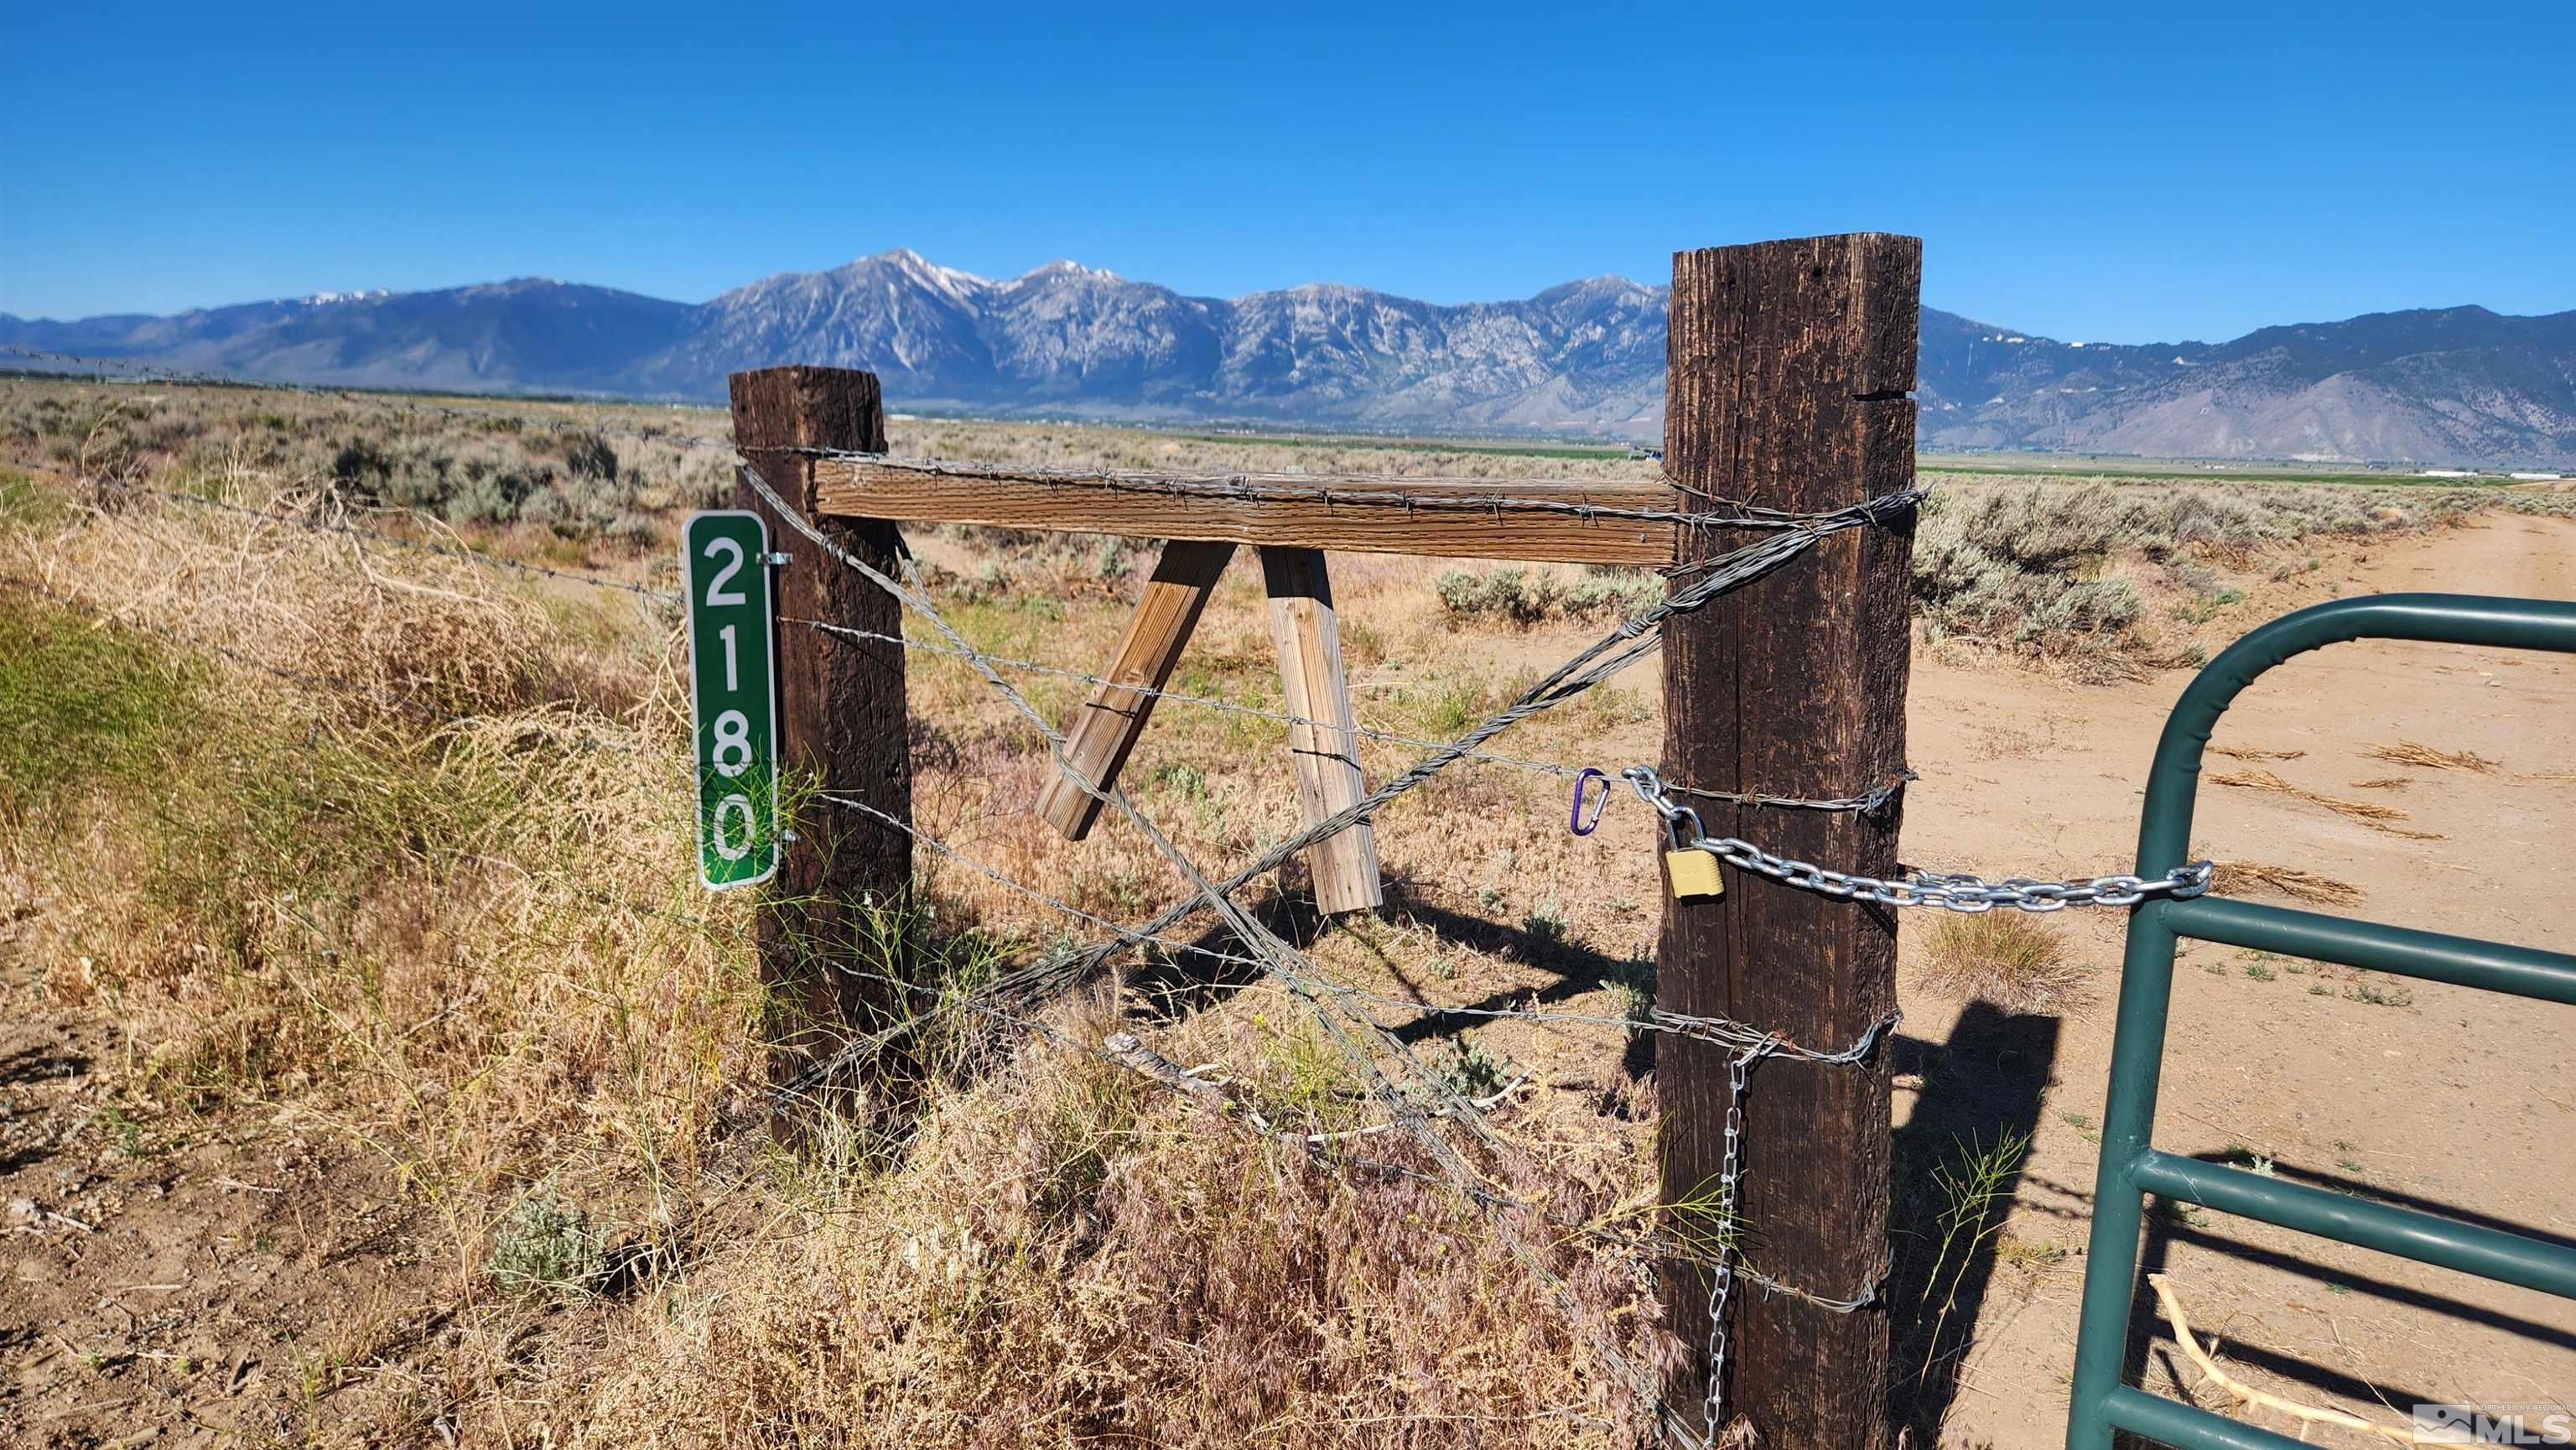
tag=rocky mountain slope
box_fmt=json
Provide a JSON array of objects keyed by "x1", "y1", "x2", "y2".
[{"x1": 8, "y1": 252, "x2": 2571, "y2": 466}]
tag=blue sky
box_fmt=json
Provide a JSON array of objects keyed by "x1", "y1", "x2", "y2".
[{"x1": 3, "y1": 2, "x2": 2569, "y2": 342}]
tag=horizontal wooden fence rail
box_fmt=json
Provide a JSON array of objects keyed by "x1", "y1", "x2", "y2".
[
  {"x1": 809, "y1": 457, "x2": 1685, "y2": 565},
  {"x1": 739, "y1": 231, "x2": 1922, "y2": 1447}
]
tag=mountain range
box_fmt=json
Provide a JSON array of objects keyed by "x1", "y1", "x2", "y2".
[{"x1": 8, "y1": 249, "x2": 2573, "y2": 468}]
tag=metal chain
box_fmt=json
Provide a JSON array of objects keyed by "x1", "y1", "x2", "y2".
[
  {"x1": 1624, "y1": 766, "x2": 2211, "y2": 912},
  {"x1": 1703, "y1": 1036, "x2": 1767, "y2": 1437},
  {"x1": 745, "y1": 465, "x2": 1926, "y2": 1450},
  {"x1": 9, "y1": 382, "x2": 1933, "y2": 1447}
]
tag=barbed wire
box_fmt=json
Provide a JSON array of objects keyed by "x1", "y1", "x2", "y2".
[
  {"x1": 794, "y1": 613, "x2": 1909, "y2": 814},
  {"x1": 740, "y1": 462, "x2": 1743, "y2": 1445},
  {"x1": 20, "y1": 569, "x2": 1900, "y2": 1345},
  {"x1": 86, "y1": 457, "x2": 2146, "y2": 922},
  {"x1": 1661, "y1": 769, "x2": 1914, "y2": 816},
  {"x1": 769, "y1": 901, "x2": 1888, "y2": 1318},
  {"x1": 5, "y1": 372, "x2": 1942, "y2": 1439},
  {"x1": 814, "y1": 783, "x2": 1903, "y2": 1068},
  {"x1": 24, "y1": 455, "x2": 1913, "y2": 834},
  {"x1": 814, "y1": 788, "x2": 1268, "y2": 976},
  {"x1": 15, "y1": 481, "x2": 1908, "y2": 1069},
  {"x1": 522, "y1": 818, "x2": 1891, "y2": 1302},
  {"x1": 744, "y1": 460, "x2": 1937, "y2": 1447},
  {"x1": 754, "y1": 465, "x2": 1916, "y2": 1043},
  {"x1": 979, "y1": 485, "x2": 1927, "y2": 1013},
  {"x1": 0, "y1": 579, "x2": 1618, "y2": 1270},
  {"x1": 42, "y1": 445, "x2": 1921, "y2": 821},
  {"x1": 771, "y1": 443, "x2": 1907, "y2": 539}
]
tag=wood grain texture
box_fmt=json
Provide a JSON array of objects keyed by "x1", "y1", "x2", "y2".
[
  {"x1": 729, "y1": 367, "x2": 911, "y2": 1115},
  {"x1": 1657, "y1": 234, "x2": 1919, "y2": 1447},
  {"x1": 1038, "y1": 540, "x2": 1237, "y2": 840},
  {"x1": 813, "y1": 461, "x2": 1680, "y2": 565},
  {"x1": 1259, "y1": 547, "x2": 1383, "y2": 915}
]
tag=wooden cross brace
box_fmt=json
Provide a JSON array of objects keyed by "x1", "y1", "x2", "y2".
[{"x1": 1034, "y1": 541, "x2": 1384, "y2": 916}]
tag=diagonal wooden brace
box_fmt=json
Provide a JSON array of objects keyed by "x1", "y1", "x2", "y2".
[
  {"x1": 1258, "y1": 547, "x2": 1384, "y2": 916},
  {"x1": 1039, "y1": 540, "x2": 1236, "y2": 840}
]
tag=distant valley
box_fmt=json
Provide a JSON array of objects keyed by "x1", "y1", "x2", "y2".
[{"x1": 7, "y1": 250, "x2": 2572, "y2": 468}]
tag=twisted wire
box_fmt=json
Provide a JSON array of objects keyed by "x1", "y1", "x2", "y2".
[
  {"x1": 795, "y1": 613, "x2": 1907, "y2": 812},
  {"x1": 745, "y1": 460, "x2": 1926, "y2": 1447},
  {"x1": 740, "y1": 463, "x2": 1727, "y2": 1444},
  {"x1": 782, "y1": 444, "x2": 1883, "y2": 533}
]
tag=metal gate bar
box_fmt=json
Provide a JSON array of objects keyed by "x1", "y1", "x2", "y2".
[{"x1": 2066, "y1": 593, "x2": 2576, "y2": 1450}]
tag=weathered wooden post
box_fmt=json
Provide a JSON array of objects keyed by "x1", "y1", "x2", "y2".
[
  {"x1": 1032, "y1": 543, "x2": 1382, "y2": 917},
  {"x1": 1657, "y1": 233, "x2": 1919, "y2": 1445},
  {"x1": 729, "y1": 366, "x2": 912, "y2": 1109},
  {"x1": 1037, "y1": 541, "x2": 1236, "y2": 841},
  {"x1": 1255, "y1": 546, "x2": 1382, "y2": 916}
]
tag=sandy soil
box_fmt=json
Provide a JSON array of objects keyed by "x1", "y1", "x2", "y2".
[
  {"x1": 3, "y1": 514, "x2": 2568, "y2": 1447},
  {"x1": 1907, "y1": 515, "x2": 2576, "y2": 1447},
  {"x1": 0, "y1": 954, "x2": 454, "y2": 1445}
]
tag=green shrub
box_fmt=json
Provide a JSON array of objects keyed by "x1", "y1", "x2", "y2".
[
  {"x1": 552, "y1": 431, "x2": 619, "y2": 482},
  {"x1": 329, "y1": 439, "x2": 395, "y2": 499},
  {"x1": 1562, "y1": 571, "x2": 1661, "y2": 617},
  {"x1": 0, "y1": 592, "x2": 200, "y2": 816},
  {"x1": 1431, "y1": 1037, "x2": 1509, "y2": 1101},
  {"x1": 1435, "y1": 565, "x2": 1656, "y2": 624},
  {"x1": 488, "y1": 1191, "x2": 610, "y2": 1300},
  {"x1": 1913, "y1": 490, "x2": 2140, "y2": 652},
  {"x1": 449, "y1": 461, "x2": 549, "y2": 525}
]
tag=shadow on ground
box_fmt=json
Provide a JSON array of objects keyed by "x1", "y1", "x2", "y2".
[{"x1": 1886, "y1": 1000, "x2": 2063, "y2": 1437}]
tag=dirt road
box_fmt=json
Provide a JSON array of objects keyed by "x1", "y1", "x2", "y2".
[{"x1": 1907, "y1": 515, "x2": 2576, "y2": 1447}]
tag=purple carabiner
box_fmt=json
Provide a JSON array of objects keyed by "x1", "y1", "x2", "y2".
[{"x1": 1570, "y1": 767, "x2": 1611, "y2": 835}]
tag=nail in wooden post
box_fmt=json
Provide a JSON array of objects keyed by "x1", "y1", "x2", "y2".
[
  {"x1": 728, "y1": 366, "x2": 911, "y2": 1112},
  {"x1": 1658, "y1": 234, "x2": 1918, "y2": 1446},
  {"x1": 1039, "y1": 540, "x2": 1236, "y2": 840},
  {"x1": 1259, "y1": 546, "x2": 1383, "y2": 916}
]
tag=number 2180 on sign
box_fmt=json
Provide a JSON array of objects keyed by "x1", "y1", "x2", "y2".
[{"x1": 683, "y1": 511, "x2": 782, "y2": 889}]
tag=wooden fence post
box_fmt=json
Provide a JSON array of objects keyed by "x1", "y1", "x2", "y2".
[
  {"x1": 1037, "y1": 540, "x2": 1236, "y2": 841},
  {"x1": 1658, "y1": 233, "x2": 1919, "y2": 1445},
  {"x1": 1257, "y1": 547, "x2": 1384, "y2": 917},
  {"x1": 729, "y1": 366, "x2": 911, "y2": 1110}
]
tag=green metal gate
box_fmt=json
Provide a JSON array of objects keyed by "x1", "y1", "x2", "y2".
[{"x1": 2067, "y1": 593, "x2": 2576, "y2": 1450}]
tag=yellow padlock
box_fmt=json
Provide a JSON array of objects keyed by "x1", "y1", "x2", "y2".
[{"x1": 1665, "y1": 847, "x2": 1726, "y2": 901}]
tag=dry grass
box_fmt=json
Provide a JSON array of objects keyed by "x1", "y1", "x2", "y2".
[
  {"x1": 0, "y1": 424, "x2": 1665, "y2": 1446},
  {"x1": 2365, "y1": 740, "x2": 2501, "y2": 772},
  {"x1": 1914, "y1": 913, "x2": 2085, "y2": 1012},
  {"x1": 0, "y1": 376, "x2": 733, "y2": 547},
  {"x1": 2207, "y1": 767, "x2": 2410, "y2": 823},
  {"x1": 584, "y1": 1015, "x2": 1643, "y2": 1449},
  {"x1": 2209, "y1": 860, "x2": 2366, "y2": 907},
  {"x1": 8, "y1": 377, "x2": 2568, "y2": 1446},
  {"x1": 2208, "y1": 744, "x2": 2307, "y2": 762}
]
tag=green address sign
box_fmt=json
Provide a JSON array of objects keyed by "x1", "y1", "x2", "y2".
[{"x1": 682, "y1": 511, "x2": 782, "y2": 889}]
